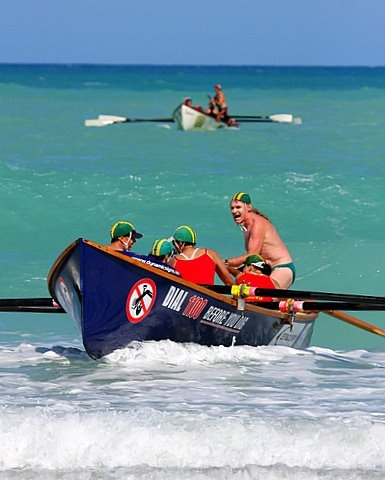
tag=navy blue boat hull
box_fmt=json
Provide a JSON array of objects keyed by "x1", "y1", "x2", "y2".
[{"x1": 48, "y1": 239, "x2": 316, "y2": 359}]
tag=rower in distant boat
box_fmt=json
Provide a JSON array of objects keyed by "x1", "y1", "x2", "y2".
[
  {"x1": 184, "y1": 96, "x2": 203, "y2": 112},
  {"x1": 207, "y1": 84, "x2": 236, "y2": 126}
]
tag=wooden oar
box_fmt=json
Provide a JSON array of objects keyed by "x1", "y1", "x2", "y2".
[
  {"x1": 0, "y1": 298, "x2": 65, "y2": 313},
  {"x1": 203, "y1": 285, "x2": 385, "y2": 305},
  {"x1": 85, "y1": 114, "x2": 174, "y2": 127},
  {"x1": 325, "y1": 310, "x2": 385, "y2": 338},
  {"x1": 276, "y1": 301, "x2": 385, "y2": 338}
]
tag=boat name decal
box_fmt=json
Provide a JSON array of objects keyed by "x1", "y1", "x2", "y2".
[
  {"x1": 126, "y1": 278, "x2": 157, "y2": 323},
  {"x1": 202, "y1": 306, "x2": 249, "y2": 331},
  {"x1": 162, "y1": 286, "x2": 188, "y2": 311}
]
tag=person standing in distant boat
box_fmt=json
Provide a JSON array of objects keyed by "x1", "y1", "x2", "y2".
[
  {"x1": 105, "y1": 221, "x2": 143, "y2": 252},
  {"x1": 224, "y1": 192, "x2": 296, "y2": 289},
  {"x1": 169, "y1": 225, "x2": 235, "y2": 286},
  {"x1": 207, "y1": 84, "x2": 235, "y2": 125}
]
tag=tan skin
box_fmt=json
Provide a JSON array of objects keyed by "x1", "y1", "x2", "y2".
[
  {"x1": 170, "y1": 241, "x2": 235, "y2": 286},
  {"x1": 227, "y1": 200, "x2": 293, "y2": 289},
  {"x1": 105, "y1": 234, "x2": 137, "y2": 252},
  {"x1": 208, "y1": 86, "x2": 228, "y2": 121}
]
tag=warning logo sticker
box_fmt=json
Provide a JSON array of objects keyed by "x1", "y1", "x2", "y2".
[{"x1": 126, "y1": 278, "x2": 157, "y2": 323}]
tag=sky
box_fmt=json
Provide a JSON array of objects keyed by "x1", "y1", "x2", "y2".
[{"x1": 1, "y1": 0, "x2": 385, "y2": 66}]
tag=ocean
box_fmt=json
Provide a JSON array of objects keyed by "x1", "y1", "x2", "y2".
[{"x1": 1, "y1": 64, "x2": 385, "y2": 479}]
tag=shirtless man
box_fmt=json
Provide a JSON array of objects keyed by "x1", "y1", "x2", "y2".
[
  {"x1": 207, "y1": 84, "x2": 231, "y2": 124},
  {"x1": 225, "y1": 192, "x2": 296, "y2": 289}
]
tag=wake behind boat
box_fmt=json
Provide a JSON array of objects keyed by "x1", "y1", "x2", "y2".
[{"x1": 47, "y1": 238, "x2": 317, "y2": 359}]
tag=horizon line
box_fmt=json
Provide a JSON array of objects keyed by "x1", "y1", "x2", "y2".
[{"x1": 1, "y1": 62, "x2": 384, "y2": 69}]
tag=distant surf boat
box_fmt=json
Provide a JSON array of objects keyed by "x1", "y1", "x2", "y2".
[
  {"x1": 172, "y1": 104, "x2": 236, "y2": 131},
  {"x1": 84, "y1": 108, "x2": 301, "y2": 129}
]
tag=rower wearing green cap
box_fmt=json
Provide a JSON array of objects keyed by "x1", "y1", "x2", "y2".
[
  {"x1": 149, "y1": 238, "x2": 174, "y2": 263},
  {"x1": 233, "y1": 254, "x2": 276, "y2": 302},
  {"x1": 169, "y1": 225, "x2": 235, "y2": 286},
  {"x1": 225, "y1": 193, "x2": 296, "y2": 289},
  {"x1": 106, "y1": 220, "x2": 143, "y2": 252}
]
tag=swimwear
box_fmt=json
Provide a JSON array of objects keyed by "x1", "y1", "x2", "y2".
[
  {"x1": 236, "y1": 272, "x2": 275, "y2": 302},
  {"x1": 272, "y1": 262, "x2": 296, "y2": 284},
  {"x1": 173, "y1": 248, "x2": 216, "y2": 284}
]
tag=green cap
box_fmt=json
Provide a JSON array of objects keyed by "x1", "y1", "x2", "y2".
[
  {"x1": 110, "y1": 221, "x2": 143, "y2": 240},
  {"x1": 244, "y1": 254, "x2": 271, "y2": 275},
  {"x1": 173, "y1": 225, "x2": 197, "y2": 244},
  {"x1": 150, "y1": 239, "x2": 174, "y2": 256},
  {"x1": 244, "y1": 254, "x2": 264, "y2": 266},
  {"x1": 232, "y1": 192, "x2": 251, "y2": 204}
]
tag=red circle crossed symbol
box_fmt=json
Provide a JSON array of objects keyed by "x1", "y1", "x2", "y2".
[{"x1": 126, "y1": 278, "x2": 157, "y2": 324}]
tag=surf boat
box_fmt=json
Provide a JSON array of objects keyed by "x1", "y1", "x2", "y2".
[
  {"x1": 84, "y1": 109, "x2": 301, "y2": 129},
  {"x1": 172, "y1": 104, "x2": 237, "y2": 131},
  {"x1": 47, "y1": 239, "x2": 317, "y2": 360}
]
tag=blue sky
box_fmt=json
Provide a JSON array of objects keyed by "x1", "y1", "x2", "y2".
[{"x1": 2, "y1": 0, "x2": 384, "y2": 66}]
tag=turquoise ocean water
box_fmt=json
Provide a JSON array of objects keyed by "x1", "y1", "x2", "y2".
[{"x1": 1, "y1": 65, "x2": 385, "y2": 479}]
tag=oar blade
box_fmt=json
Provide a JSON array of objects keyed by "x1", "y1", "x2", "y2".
[
  {"x1": 234, "y1": 113, "x2": 300, "y2": 124},
  {"x1": 269, "y1": 113, "x2": 294, "y2": 123},
  {"x1": 84, "y1": 119, "x2": 114, "y2": 127},
  {"x1": 98, "y1": 115, "x2": 127, "y2": 123}
]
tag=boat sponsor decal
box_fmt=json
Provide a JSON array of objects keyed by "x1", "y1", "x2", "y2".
[
  {"x1": 200, "y1": 306, "x2": 249, "y2": 332},
  {"x1": 194, "y1": 115, "x2": 206, "y2": 128},
  {"x1": 132, "y1": 256, "x2": 180, "y2": 276},
  {"x1": 57, "y1": 276, "x2": 77, "y2": 320},
  {"x1": 126, "y1": 278, "x2": 156, "y2": 323},
  {"x1": 272, "y1": 326, "x2": 298, "y2": 346},
  {"x1": 161, "y1": 285, "x2": 249, "y2": 332}
]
